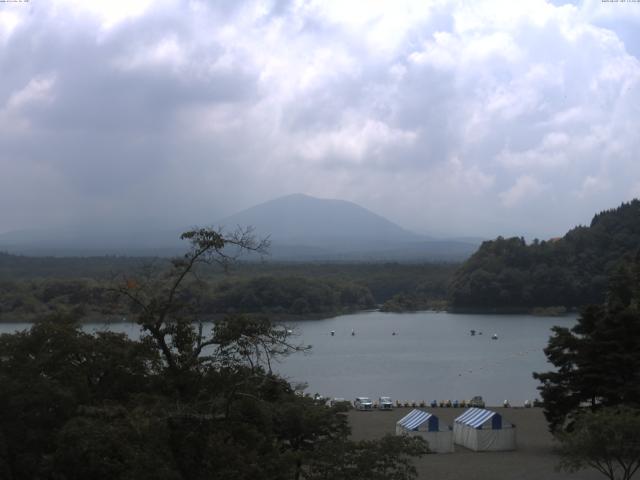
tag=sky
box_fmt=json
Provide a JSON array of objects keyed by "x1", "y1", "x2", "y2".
[{"x1": 1, "y1": 0, "x2": 639, "y2": 239}]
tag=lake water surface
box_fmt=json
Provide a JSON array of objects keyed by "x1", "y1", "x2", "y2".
[
  {"x1": 276, "y1": 311, "x2": 575, "y2": 406},
  {"x1": 0, "y1": 311, "x2": 575, "y2": 406}
]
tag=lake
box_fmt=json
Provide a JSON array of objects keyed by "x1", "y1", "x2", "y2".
[
  {"x1": 275, "y1": 311, "x2": 575, "y2": 406},
  {"x1": 0, "y1": 311, "x2": 575, "y2": 406}
]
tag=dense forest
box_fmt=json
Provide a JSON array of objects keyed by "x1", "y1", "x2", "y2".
[
  {"x1": 0, "y1": 254, "x2": 457, "y2": 321},
  {"x1": 448, "y1": 200, "x2": 640, "y2": 311}
]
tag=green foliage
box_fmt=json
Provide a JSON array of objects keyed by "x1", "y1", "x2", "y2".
[
  {"x1": 0, "y1": 315, "x2": 161, "y2": 479},
  {"x1": 304, "y1": 434, "x2": 429, "y2": 480},
  {"x1": 0, "y1": 256, "x2": 458, "y2": 321},
  {"x1": 0, "y1": 228, "x2": 428, "y2": 480},
  {"x1": 449, "y1": 200, "x2": 640, "y2": 310},
  {"x1": 381, "y1": 293, "x2": 447, "y2": 312},
  {"x1": 54, "y1": 405, "x2": 180, "y2": 480},
  {"x1": 533, "y1": 254, "x2": 640, "y2": 432},
  {"x1": 208, "y1": 276, "x2": 375, "y2": 315},
  {"x1": 557, "y1": 406, "x2": 640, "y2": 480}
]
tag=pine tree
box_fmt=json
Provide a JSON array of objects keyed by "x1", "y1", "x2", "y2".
[{"x1": 533, "y1": 253, "x2": 640, "y2": 432}]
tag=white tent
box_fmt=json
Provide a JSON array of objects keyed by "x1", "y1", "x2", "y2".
[
  {"x1": 396, "y1": 409, "x2": 454, "y2": 453},
  {"x1": 453, "y1": 408, "x2": 516, "y2": 452}
]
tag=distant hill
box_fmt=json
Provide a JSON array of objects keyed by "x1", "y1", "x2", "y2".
[
  {"x1": 0, "y1": 194, "x2": 479, "y2": 261},
  {"x1": 218, "y1": 194, "x2": 478, "y2": 261},
  {"x1": 217, "y1": 193, "x2": 422, "y2": 248},
  {"x1": 448, "y1": 199, "x2": 640, "y2": 310}
]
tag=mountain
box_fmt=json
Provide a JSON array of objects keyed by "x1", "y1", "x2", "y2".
[
  {"x1": 217, "y1": 193, "x2": 421, "y2": 248},
  {"x1": 0, "y1": 194, "x2": 479, "y2": 260},
  {"x1": 217, "y1": 194, "x2": 478, "y2": 261},
  {"x1": 448, "y1": 199, "x2": 640, "y2": 310}
]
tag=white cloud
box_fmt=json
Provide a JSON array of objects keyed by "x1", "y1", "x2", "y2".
[
  {"x1": 409, "y1": 30, "x2": 522, "y2": 71},
  {"x1": 304, "y1": 0, "x2": 438, "y2": 55},
  {"x1": 575, "y1": 174, "x2": 611, "y2": 199},
  {"x1": 114, "y1": 35, "x2": 185, "y2": 71},
  {"x1": 498, "y1": 132, "x2": 570, "y2": 170},
  {"x1": 6, "y1": 75, "x2": 56, "y2": 110},
  {"x1": 0, "y1": 75, "x2": 56, "y2": 133},
  {"x1": 0, "y1": 11, "x2": 21, "y2": 43},
  {"x1": 295, "y1": 115, "x2": 417, "y2": 163},
  {"x1": 499, "y1": 175, "x2": 547, "y2": 208},
  {"x1": 54, "y1": 0, "x2": 157, "y2": 31}
]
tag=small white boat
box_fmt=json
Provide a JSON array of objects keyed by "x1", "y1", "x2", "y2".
[
  {"x1": 492, "y1": 333, "x2": 498, "y2": 340},
  {"x1": 330, "y1": 330, "x2": 335, "y2": 336}
]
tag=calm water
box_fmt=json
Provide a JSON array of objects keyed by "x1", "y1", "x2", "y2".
[
  {"x1": 276, "y1": 311, "x2": 575, "y2": 406},
  {"x1": 0, "y1": 311, "x2": 575, "y2": 406}
]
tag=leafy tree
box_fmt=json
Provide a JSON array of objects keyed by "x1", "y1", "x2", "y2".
[
  {"x1": 533, "y1": 253, "x2": 640, "y2": 432},
  {"x1": 0, "y1": 227, "x2": 428, "y2": 480},
  {"x1": 557, "y1": 406, "x2": 640, "y2": 480},
  {"x1": 304, "y1": 434, "x2": 429, "y2": 480},
  {"x1": 0, "y1": 315, "x2": 161, "y2": 479}
]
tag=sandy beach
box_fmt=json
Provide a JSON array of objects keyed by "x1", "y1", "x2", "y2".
[{"x1": 348, "y1": 407, "x2": 602, "y2": 480}]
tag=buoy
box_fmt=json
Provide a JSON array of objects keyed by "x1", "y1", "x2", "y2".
[
  {"x1": 351, "y1": 329, "x2": 355, "y2": 336},
  {"x1": 330, "y1": 330, "x2": 335, "y2": 336},
  {"x1": 392, "y1": 331, "x2": 396, "y2": 336}
]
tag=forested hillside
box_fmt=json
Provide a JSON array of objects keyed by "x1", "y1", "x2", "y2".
[
  {"x1": 449, "y1": 200, "x2": 640, "y2": 311},
  {"x1": 0, "y1": 254, "x2": 456, "y2": 321}
]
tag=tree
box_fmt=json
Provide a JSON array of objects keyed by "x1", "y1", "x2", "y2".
[
  {"x1": 533, "y1": 254, "x2": 640, "y2": 432},
  {"x1": 304, "y1": 434, "x2": 429, "y2": 480},
  {"x1": 114, "y1": 226, "x2": 273, "y2": 382},
  {"x1": 557, "y1": 406, "x2": 640, "y2": 480},
  {"x1": 0, "y1": 227, "x2": 428, "y2": 480},
  {"x1": 0, "y1": 315, "x2": 161, "y2": 479}
]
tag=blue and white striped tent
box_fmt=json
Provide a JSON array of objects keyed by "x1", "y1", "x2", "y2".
[
  {"x1": 396, "y1": 409, "x2": 453, "y2": 453},
  {"x1": 455, "y1": 408, "x2": 503, "y2": 429},
  {"x1": 453, "y1": 408, "x2": 516, "y2": 451},
  {"x1": 397, "y1": 409, "x2": 439, "y2": 432}
]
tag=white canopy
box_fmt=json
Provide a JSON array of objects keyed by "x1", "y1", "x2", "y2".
[
  {"x1": 396, "y1": 409, "x2": 453, "y2": 453},
  {"x1": 453, "y1": 408, "x2": 516, "y2": 452}
]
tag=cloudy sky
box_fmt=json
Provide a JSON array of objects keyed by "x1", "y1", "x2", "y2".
[{"x1": 1, "y1": 0, "x2": 639, "y2": 239}]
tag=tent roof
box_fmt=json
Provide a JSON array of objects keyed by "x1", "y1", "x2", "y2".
[
  {"x1": 454, "y1": 408, "x2": 500, "y2": 428},
  {"x1": 397, "y1": 409, "x2": 434, "y2": 430}
]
